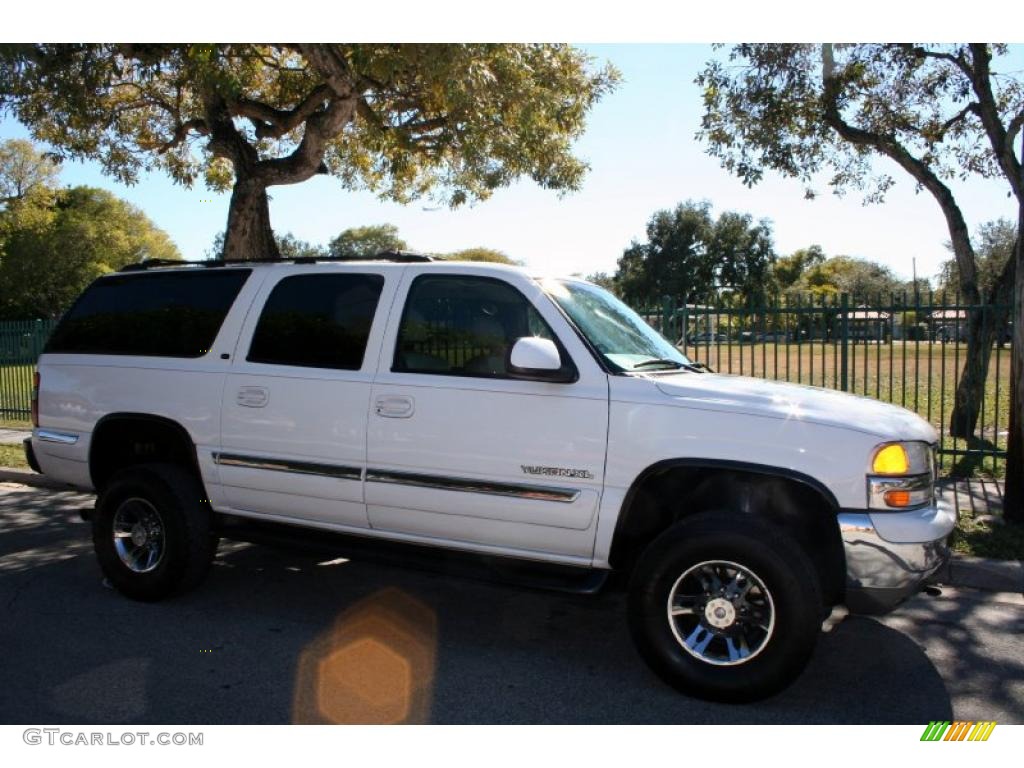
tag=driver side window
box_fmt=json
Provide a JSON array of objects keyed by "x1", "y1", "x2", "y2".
[{"x1": 393, "y1": 275, "x2": 555, "y2": 378}]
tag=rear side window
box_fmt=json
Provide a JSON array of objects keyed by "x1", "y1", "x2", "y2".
[
  {"x1": 46, "y1": 269, "x2": 251, "y2": 358},
  {"x1": 247, "y1": 273, "x2": 384, "y2": 370}
]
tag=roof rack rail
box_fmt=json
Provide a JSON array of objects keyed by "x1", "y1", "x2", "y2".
[{"x1": 119, "y1": 250, "x2": 433, "y2": 272}]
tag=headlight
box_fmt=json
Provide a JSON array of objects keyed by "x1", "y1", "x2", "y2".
[{"x1": 867, "y1": 442, "x2": 934, "y2": 510}]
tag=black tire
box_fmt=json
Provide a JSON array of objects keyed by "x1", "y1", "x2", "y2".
[
  {"x1": 92, "y1": 463, "x2": 217, "y2": 601},
  {"x1": 628, "y1": 512, "x2": 822, "y2": 703}
]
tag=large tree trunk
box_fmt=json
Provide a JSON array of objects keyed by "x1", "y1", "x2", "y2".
[
  {"x1": 949, "y1": 305, "x2": 1005, "y2": 438},
  {"x1": 221, "y1": 177, "x2": 279, "y2": 261},
  {"x1": 1005, "y1": 207, "x2": 1024, "y2": 524}
]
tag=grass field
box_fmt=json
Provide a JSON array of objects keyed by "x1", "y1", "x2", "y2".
[
  {"x1": 683, "y1": 340, "x2": 1011, "y2": 478},
  {"x1": 0, "y1": 444, "x2": 28, "y2": 469}
]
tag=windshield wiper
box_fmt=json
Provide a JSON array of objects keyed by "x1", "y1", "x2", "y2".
[
  {"x1": 632, "y1": 358, "x2": 707, "y2": 373},
  {"x1": 632, "y1": 358, "x2": 687, "y2": 370}
]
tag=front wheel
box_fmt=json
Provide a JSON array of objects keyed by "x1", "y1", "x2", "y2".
[{"x1": 628, "y1": 513, "x2": 822, "y2": 703}]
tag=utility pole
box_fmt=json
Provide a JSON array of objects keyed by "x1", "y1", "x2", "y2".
[{"x1": 912, "y1": 257, "x2": 919, "y2": 306}]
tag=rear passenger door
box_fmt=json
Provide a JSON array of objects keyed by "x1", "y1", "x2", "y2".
[{"x1": 217, "y1": 268, "x2": 393, "y2": 528}]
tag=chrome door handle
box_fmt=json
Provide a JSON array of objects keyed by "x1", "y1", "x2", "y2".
[
  {"x1": 237, "y1": 386, "x2": 269, "y2": 408},
  {"x1": 374, "y1": 395, "x2": 414, "y2": 418}
]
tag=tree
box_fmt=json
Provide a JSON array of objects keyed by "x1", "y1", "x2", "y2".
[
  {"x1": 277, "y1": 232, "x2": 327, "y2": 260},
  {"x1": 0, "y1": 138, "x2": 60, "y2": 205},
  {"x1": 796, "y1": 255, "x2": 902, "y2": 299},
  {"x1": 328, "y1": 223, "x2": 407, "y2": 258},
  {"x1": 584, "y1": 271, "x2": 618, "y2": 293},
  {"x1": 0, "y1": 185, "x2": 180, "y2": 318},
  {"x1": 939, "y1": 219, "x2": 1016, "y2": 298},
  {"x1": 697, "y1": 44, "x2": 1024, "y2": 517},
  {"x1": 772, "y1": 245, "x2": 826, "y2": 292},
  {"x1": 438, "y1": 247, "x2": 521, "y2": 265},
  {"x1": 614, "y1": 201, "x2": 777, "y2": 304},
  {"x1": 0, "y1": 44, "x2": 618, "y2": 262}
]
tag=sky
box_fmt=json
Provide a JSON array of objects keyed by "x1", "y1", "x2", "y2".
[{"x1": 1, "y1": 43, "x2": 1020, "y2": 284}]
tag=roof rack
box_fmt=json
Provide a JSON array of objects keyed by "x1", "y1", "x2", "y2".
[{"x1": 119, "y1": 250, "x2": 433, "y2": 272}]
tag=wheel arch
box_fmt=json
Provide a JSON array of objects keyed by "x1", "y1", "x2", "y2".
[
  {"x1": 89, "y1": 412, "x2": 203, "y2": 492},
  {"x1": 610, "y1": 458, "x2": 845, "y2": 605}
]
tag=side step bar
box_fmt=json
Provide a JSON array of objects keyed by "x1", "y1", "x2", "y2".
[{"x1": 217, "y1": 514, "x2": 610, "y2": 596}]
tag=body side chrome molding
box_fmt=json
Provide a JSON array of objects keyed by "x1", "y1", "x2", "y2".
[
  {"x1": 36, "y1": 429, "x2": 80, "y2": 445},
  {"x1": 366, "y1": 469, "x2": 581, "y2": 503},
  {"x1": 213, "y1": 452, "x2": 362, "y2": 481}
]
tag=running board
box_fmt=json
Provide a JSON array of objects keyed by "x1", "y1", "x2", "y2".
[{"x1": 217, "y1": 515, "x2": 610, "y2": 596}]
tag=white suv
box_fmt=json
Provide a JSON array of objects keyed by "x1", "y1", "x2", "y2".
[{"x1": 26, "y1": 254, "x2": 953, "y2": 702}]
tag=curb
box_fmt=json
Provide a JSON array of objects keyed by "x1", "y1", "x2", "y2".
[
  {"x1": 1, "y1": 464, "x2": 1022, "y2": 594},
  {"x1": 0, "y1": 467, "x2": 82, "y2": 492},
  {"x1": 930, "y1": 556, "x2": 1024, "y2": 594}
]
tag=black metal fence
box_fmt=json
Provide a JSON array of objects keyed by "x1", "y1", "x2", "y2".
[
  {"x1": 0, "y1": 320, "x2": 57, "y2": 422},
  {"x1": 635, "y1": 292, "x2": 1013, "y2": 478}
]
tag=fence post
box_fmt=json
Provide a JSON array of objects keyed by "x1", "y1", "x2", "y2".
[
  {"x1": 661, "y1": 295, "x2": 673, "y2": 339},
  {"x1": 840, "y1": 292, "x2": 850, "y2": 392}
]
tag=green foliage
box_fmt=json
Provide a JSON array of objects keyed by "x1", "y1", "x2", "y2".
[
  {"x1": 437, "y1": 247, "x2": 520, "y2": 265},
  {"x1": 794, "y1": 255, "x2": 902, "y2": 300},
  {"x1": 276, "y1": 232, "x2": 327, "y2": 260},
  {"x1": 614, "y1": 201, "x2": 777, "y2": 304},
  {"x1": 697, "y1": 44, "x2": 1022, "y2": 201},
  {"x1": 772, "y1": 245, "x2": 825, "y2": 292},
  {"x1": 0, "y1": 44, "x2": 619, "y2": 205},
  {"x1": 584, "y1": 271, "x2": 618, "y2": 293},
  {"x1": 0, "y1": 181, "x2": 180, "y2": 319},
  {"x1": 0, "y1": 138, "x2": 60, "y2": 204},
  {"x1": 328, "y1": 224, "x2": 407, "y2": 258},
  {"x1": 939, "y1": 219, "x2": 1017, "y2": 297}
]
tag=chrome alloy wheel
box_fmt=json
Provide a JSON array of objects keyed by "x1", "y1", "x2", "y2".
[
  {"x1": 666, "y1": 559, "x2": 776, "y2": 666},
  {"x1": 112, "y1": 497, "x2": 166, "y2": 574}
]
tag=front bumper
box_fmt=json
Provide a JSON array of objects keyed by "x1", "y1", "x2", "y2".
[{"x1": 839, "y1": 498, "x2": 955, "y2": 615}]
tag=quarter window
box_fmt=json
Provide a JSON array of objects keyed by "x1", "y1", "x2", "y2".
[
  {"x1": 45, "y1": 269, "x2": 251, "y2": 358},
  {"x1": 394, "y1": 275, "x2": 559, "y2": 378},
  {"x1": 248, "y1": 273, "x2": 384, "y2": 370}
]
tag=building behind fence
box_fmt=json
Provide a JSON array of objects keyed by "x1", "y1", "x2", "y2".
[{"x1": 0, "y1": 292, "x2": 1014, "y2": 477}]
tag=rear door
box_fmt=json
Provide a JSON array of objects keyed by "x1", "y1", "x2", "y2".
[
  {"x1": 217, "y1": 266, "x2": 395, "y2": 528},
  {"x1": 365, "y1": 269, "x2": 609, "y2": 561}
]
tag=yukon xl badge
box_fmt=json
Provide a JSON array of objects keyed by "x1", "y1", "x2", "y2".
[{"x1": 521, "y1": 465, "x2": 594, "y2": 480}]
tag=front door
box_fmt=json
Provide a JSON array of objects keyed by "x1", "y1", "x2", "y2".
[{"x1": 366, "y1": 271, "x2": 609, "y2": 560}]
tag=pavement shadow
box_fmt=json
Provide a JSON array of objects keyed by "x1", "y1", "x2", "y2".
[{"x1": 1, "y1": 486, "x2": 1015, "y2": 724}]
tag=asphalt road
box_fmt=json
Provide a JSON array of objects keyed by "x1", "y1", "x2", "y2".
[{"x1": 1, "y1": 481, "x2": 1022, "y2": 725}]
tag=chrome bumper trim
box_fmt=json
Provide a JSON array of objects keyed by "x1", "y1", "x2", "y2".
[
  {"x1": 35, "y1": 429, "x2": 79, "y2": 445},
  {"x1": 839, "y1": 507, "x2": 952, "y2": 615},
  {"x1": 366, "y1": 469, "x2": 581, "y2": 503},
  {"x1": 213, "y1": 452, "x2": 362, "y2": 481}
]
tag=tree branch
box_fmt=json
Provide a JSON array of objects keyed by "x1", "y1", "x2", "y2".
[
  {"x1": 229, "y1": 84, "x2": 333, "y2": 140},
  {"x1": 157, "y1": 118, "x2": 208, "y2": 154},
  {"x1": 820, "y1": 58, "x2": 982, "y2": 301},
  {"x1": 965, "y1": 44, "x2": 1022, "y2": 200}
]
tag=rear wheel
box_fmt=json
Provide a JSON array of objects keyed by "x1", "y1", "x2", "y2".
[
  {"x1": 93, "y1": 463, "x2": 217, "y2": 601},
  {"x1": 628, "y1": 512, "x2": 822, "y2": 702}
]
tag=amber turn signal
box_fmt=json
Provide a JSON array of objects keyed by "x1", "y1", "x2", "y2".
[{"x1": 883, "y1": 489, "x2": 912, "y2": 507}]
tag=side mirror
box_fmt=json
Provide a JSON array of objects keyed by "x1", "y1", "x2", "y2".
[{"x1": 507, "y1": 337, "x2": 576, "y2": 383}]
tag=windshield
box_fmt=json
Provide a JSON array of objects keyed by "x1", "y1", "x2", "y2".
[{"x1": 542, "y1": 279, "x2": 691, "y2": 372}]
